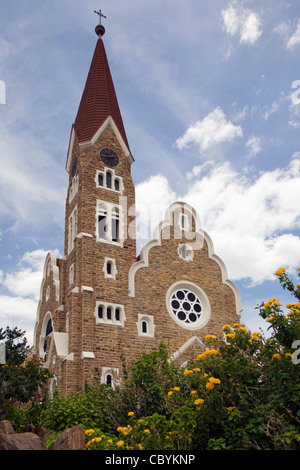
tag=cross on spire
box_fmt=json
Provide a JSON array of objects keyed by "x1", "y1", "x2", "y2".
[{"x1": 94, "y1": 9, "x2": 106, "y2": 25}]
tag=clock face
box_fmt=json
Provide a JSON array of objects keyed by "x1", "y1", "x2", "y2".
[
  {"x1": 71, "y1": 156, "x2": 78, "y2": 177},
  {"x1": 100, "y1": 148, "x2": 119, "y2": 167}
]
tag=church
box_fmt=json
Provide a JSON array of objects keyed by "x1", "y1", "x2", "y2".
[{"x1": 32, "y1": 18, "x2": 242, "y2": 396}]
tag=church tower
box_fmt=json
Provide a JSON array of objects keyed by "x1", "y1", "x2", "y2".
[{"x1": 33, "y1": 17, "x2": 242, "y2": 396}]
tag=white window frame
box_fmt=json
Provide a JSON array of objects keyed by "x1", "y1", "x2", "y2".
[
  {"x1": 178, "y1": 212, "x2": 190, "y2": 231},
  {"x1": 178, "y1": 243, "x2": 194, "y2": 262},
  {"x1": 69, "y1": 263, "x2": 75, "y2": 285},
  {"x1": 95, "y1": 169, "x2": 124, "y2": 195},
  {"x1": 96, "y1": 199, "x2": 124, "y2": 247},
  {"x1": 103, "y1": 257, "x2": 117, "y2": 280},
  {"x1": 69, "y1": 174, "x2": 79, "y2": 204},
  {"x1": 68, "y1": 205, "x2": 78, "y2": 254},
  {"x1": 101, "y1": 367, "x2": 120, "y2": 387},
  {"x1": 95, "y1": 301, "x2": 125, "y2": 327},
  {"x1": 166, "y1": 281, "x2": 211, "y2": 331},
  {"x1": 137, "y1": 314, "x2": 155, "y2": 337}
]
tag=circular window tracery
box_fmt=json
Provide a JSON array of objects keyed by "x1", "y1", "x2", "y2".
[
  {"x1": 166, "y1": 281, "x2": 211, "y2": 330},
  {"x1": 170, "y1": 288, "x2": 202, "y2": 325}
]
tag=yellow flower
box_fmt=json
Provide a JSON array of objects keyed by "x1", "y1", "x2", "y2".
[
  {"x1": 273, "y1": 300, "x2": 281, "y2": 307},
  {"x1": 296, "y1": 283, "x2": 300, "y2": 288},
  {"x1": 252, "y1": 332, "x2": 261, "y2": 337},
  {"x1": 167, "y1": 391, "x2": 173, "y2": 397},
  {"x1": 191, "y1": 390, "x2": 197, "y2": 396},
  {"x1": 205, "y1": 334, "x2": 217, "y2": 340},
  {"x1": 197, "y1": 349, "x2": 219, "y2": 360},
  {"x1": 266, "y1": 316, "x2": 274, "y2": 322},
  {"x1": 285, "y1": 353, "x2": 292, "y2": 358},
  {"x1": 264, "y1": 301, "x2": 272, "y2": 309},
  {"x1": 275, "y1": 267, "x2": 285, "y2": 276},
  {"x1": 144, "y1": 429, "x2": 150, "y2": 434},
  {"x1": 85, "y1": 429, "x2": 95, "y2": 435},
  {"x1": 95, "y1": 437, "x2": 102, "y2": 443},
  {"x1": 138, "y1": 444, "x2": 143, "y2": 450},
  {"x1": 222, "y1": 324, "x2": 231, "y2": 331},
  {"x1": 209, "y1": 377, "x2": 221, "y2": 384},
  {"x1": 294, "y1": 302, "x2": 300, "y2": 308},
  {"x1": 194, "y1": 398, "x2": 204, "y2": 406},
  {"x1": 117, "y1": 441, "x2": 124, "y2": 447},
  {"x1": 173, "y1": 386, "x2": 180, "y2": 391},
  {"x1": 183, "y1": 370, "x2": 193, "y2": 376},
  {"x1": 128, "y1": 411, "x2": 134, "y2": 417},
  {"x1": 272, "y1": 353, "x2": 281, "y2": 360},
  {"x1": 238, "y1": 327, "x2": 247, "y2": 332},
  {"x1": 206, "y1": 382, "x2": 214, "y2": 390},
  {"x1": 226, "y1": 406, "x2": 236, "y2": 412},
  {"x1": 226, "y1": 333, "x2": 235, "y2": 339}
]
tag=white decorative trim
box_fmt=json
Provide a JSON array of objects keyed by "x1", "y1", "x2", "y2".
[
  {"x1": 81, "y1": 286, "x2": 94, "y2": 292},
  {"x1": 33, "y1": 252, "x2": 60, "y2": 351},
  {"x1": 96, "y1": 199, "x2": 124, "y2": 247},
  {"x1": 77, "y1": 232, "x2": 94, "y2": 239},
  {"x1": 178, "y1": 243, "x2": 194, "y2": 262},
  {"x1": 103, "y1": 257, "x2": 117, "y2": 280},
  {"x1": 82, "y1": 351, "x2": 95, "y2": 359},
  {"x1": 66, "y1": 116, "x2": 134, "y2": 173},
  {"x1": 63, "y1": 353, "x2": 74, "y2": 362},
  {"x1": 128, "y1": 201, "x2": 242, "y2": 317},
  {"x1": 166, "y1": 281, "x2": 211, "y2": 331},
  {"x1": 101, "y1": 367, "x2": 120, "y2": 387},
  {"x1": 68, "y1": 287, "x2": 79, "y2": 296},
  {"x1": 95, "y1": 168, "x2": 124, "y2": 195},
  {"x1": 52, "y1": 332, "x2": 69, "y2": 359},
  {"x1": 171, "y1": 336, "x2": 205, "y2": 363},
  {"x1": 137, "y1": 314, "x2": 155, "y2": 337},
  {"x1": 95, "y1": 301, "x2": 125, "y2": 327}
]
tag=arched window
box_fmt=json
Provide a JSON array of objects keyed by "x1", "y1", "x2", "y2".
[
  {"x1": 106, "y1": 261, "x2": 112, "y2": 275},
  {"x1": 107, "y1": 307, "x2": 112, "y2": 320},
  {"x1": 105, "y1": 373, "x2": 112, "y2": 386},
  {"x1": 142, "y1": 320, "x2": 148, "y2": 334},
  {"x1": 106, "y1": 171, "x2": 112, "y2": 189},
  {"x1": 111, "y1": 207, "x2": 119, "y2": 242},
  {"x1": 98, "y1": 305, "x2": 103, "y2": 319},
  {"x1": 114, "y1": 179, "x2": 120, "y2": 191},
  {"x1": 98, "y1": 205, "x2": 107, "y2": 240},
  {"x1": 115, "y1": 308, "x2": 120, "y2": 322},
  {"x1": 43, "y1": 318, "x2": 53, "y2": 362},
  {"x1": 98, "y1": 173, "x2": 104, "y2": 186}
]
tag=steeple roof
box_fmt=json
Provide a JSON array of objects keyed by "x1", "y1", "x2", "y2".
[{"x1": 73, "y1": 30, "x2": 130, "y2": 150}]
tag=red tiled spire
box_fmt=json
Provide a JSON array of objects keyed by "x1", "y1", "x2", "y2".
[{"x1": 73, "y1": 30, "x2": 130, "y2": 149}]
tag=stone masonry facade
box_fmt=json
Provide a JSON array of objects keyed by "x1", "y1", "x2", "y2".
[{"x1": 32, "y1": 31, "x2": 242, "y2": 396}]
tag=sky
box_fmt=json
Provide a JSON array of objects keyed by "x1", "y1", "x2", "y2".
[{"x1": 0, "y1": 0, "x2": 300, "y2": 345}]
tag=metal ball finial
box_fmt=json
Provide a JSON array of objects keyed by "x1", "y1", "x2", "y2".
[{"x1": 94, "y1": 9, "x2": 106, "y2": 37}]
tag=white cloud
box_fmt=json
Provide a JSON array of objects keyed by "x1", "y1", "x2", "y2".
[
  {"x1": 0, "y1": 249, "x2": 57, "y2": 344},
  {"x1": 287, "y1": 19, "x2": 300, "y2": 48},
  {"x1": 1, "y1": 249, "x2": 48, "y2": 301},
  {"x1": 135, "y1": 174, "x2": 177, "y2": 248},
  {"x1": 175, "y1": 108, "x2": 243, "y2": 153},
  {"x1": 246, "y1": 136, "x2": 261, "y2": 157},
  {"x1": 222, "y1": 4, "x2": 262, "y2": 45},
  {"x1": 136, "y1": 157, "x2": 300, "y2": 285}
]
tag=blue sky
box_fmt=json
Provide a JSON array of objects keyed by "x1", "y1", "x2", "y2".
[{"x1": 0, "y1": 0, "x2": 300, "y2": 344}]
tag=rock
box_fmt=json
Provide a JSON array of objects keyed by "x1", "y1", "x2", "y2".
[
  {"x1": 54, "y1": 425, "x2": 86, "y2": 451},
  {"x1": 0, "y1": 432, "x2": 45, "y2": 450},
  {"x1": 0, "y1": 420, "x2": 14, "y2": 435},
  {"x1": 36, "y1": 425, "x2": 51, "y2": 446}
]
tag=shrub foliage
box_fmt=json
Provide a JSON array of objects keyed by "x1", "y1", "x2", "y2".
[{"x1": 1, "y1": 267, "x2": 300, "y2": 449}]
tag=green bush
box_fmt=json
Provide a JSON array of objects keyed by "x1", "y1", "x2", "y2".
[{"x1": 1, "y1": 267, "x2": 300, "y2": 450}]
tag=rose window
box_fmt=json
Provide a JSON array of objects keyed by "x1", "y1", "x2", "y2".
[{"x1": 170, "y1": 288, "x2": 202, "y2": 325}]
